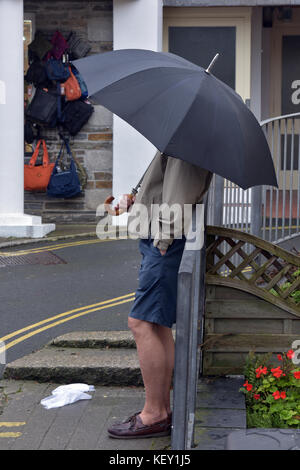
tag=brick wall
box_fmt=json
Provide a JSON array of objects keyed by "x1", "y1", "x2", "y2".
[{"x1": 24, "y1": 0, "x2": 113, "y2": 223}]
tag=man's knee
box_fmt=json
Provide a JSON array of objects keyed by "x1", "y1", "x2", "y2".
[{"x1": 128, "y1": 317, "x2": 154, "y2": 338}]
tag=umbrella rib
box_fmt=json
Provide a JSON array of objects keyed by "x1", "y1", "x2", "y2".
[{"x1": 213, "y1": 82, "x2": 247, "y2": 183}]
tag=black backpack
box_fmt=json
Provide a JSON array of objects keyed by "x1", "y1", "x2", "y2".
[{"x1": 61, "y1": 100, "x2": 94, "y2": 136}]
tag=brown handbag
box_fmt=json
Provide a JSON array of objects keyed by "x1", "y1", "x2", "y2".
[{"x1": 24, "y1": 139, "x2": 55, "y2": 191}]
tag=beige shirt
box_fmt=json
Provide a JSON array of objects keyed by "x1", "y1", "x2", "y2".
[{"x1": 128, "y1": 151, "x2": 212, "y2": 251}]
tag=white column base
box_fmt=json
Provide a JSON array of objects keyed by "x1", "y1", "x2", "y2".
[{"x1": 0, "y1": 213, "x2": 55, "y2": 239}]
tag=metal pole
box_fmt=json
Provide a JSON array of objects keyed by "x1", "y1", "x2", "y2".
[
  {"x1": 213, "y1": 175, "x2": 224, "y2": 227},
  {"x1": 251, "y1": 186, "x2": 263, "y2": 238}
]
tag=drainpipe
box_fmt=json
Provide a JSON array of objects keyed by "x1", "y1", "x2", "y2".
[
  {"x1": 250, "y1": 7, "x2": 263, "y2": 238},
  {"x1": 0, "y1": 0, "x2": 55, "y2": 238}
]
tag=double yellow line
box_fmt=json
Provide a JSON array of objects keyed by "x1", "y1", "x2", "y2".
[
  {"x1": 0, "y1": 235, "x2": 121, "y2": 257},
  {"x1": 0, "y1": 292, "x2": 135, "y2": 354},
  {"x1": 0, "y1": 422, "x2": 26, "y2": 439}
]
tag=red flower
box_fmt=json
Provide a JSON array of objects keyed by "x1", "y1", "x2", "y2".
[
  {"x1": 277, "y1": 354, "x2": 283, "y2": 361},
  {"x1": 243, "y1": 380, "x2": 253, "y2": 392},
  {"x1": 254, "y1": 394, "x2": 260, "y2": 400},
  {"x1": 273, "y1": 391, "x2": 281, "y2": 400},
  {"x1": 272, "y1": 390, "x2": 286, "y2": 400},
  {"x1": 271, "y1": 367, "x2": 284, "y2": 378},
  {"x1": 256, "y1": 366, "x2": 268, "y2": 378},
  {"x1": 293, "y1": 371, "x2": 300, "y2": 379},
  {"x1": 287, "y1": 350, "x2": 295, "y2": 360}
]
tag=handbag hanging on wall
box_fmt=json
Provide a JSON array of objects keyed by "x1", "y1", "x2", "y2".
[
  {"x1": 62, "y1": 65, "x2": 82, "y2": 101},
  {"x1": 61, "y1": 99, "x2": 94, "y2": 136},
  {"x1": 24, "y1": 139, "x2": 55, "y2": 192},
  {"x1": 25, "y1": 87, "x2": 59, "y2": 127},
  {"x1": 66, "y1": 31, "x2": 91, "y2": 60},
  {"x1": 47, "y1": 138, "x2": 81, "y2": 198}
]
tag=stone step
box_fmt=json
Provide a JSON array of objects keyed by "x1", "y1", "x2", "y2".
[
  {"x1": 4, "y1": 345, "x2": 142, "y2": 386},
  {"x1": 49, "y1": 331, "x2": 137, "y2": 349}
]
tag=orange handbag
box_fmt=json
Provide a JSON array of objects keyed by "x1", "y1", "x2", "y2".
[
  {"x1": 24, "y1": 139, "x2": 55, "y2": 191},
  {"x1": 62, "y1": 65, "x2": 82, "y2": 101}
]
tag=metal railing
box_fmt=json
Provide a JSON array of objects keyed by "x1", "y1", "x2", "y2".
[
  {"x1": 171, "y1": 205, "x2": 207, "y2": 450},
  {"x1": 261, "y1": 113, "x2": 300, "y2": 244},
  {"x1": 207, "y1": 112, "x2": 300, "y2": 245}
]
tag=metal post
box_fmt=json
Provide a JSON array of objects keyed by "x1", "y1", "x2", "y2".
[
  {"x1": 171, "y1": 203, "x2": 207, "y2": 450},
  {"x1": 251, "y1": 186, "x2": 262, "y2": 238},
  {"x1": 213, "y1": 175, "x2": 224, "y2": 227}
]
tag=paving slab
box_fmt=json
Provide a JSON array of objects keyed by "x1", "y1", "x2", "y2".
[
  {"x1": 196, "y1": 376, "x2": 245, "y2": 409},
  {"x1": 195, "y1": 407, "x2": 246, "y2": 429},
  {"x1": 225, "y1": 429, "x2": 300, "y2": 450},
  {"x1": 193, "y1": 427, "x2": 242, "y2": 450},
  {"x1": 193, "y1": 376, "x2": 246, "y2": 450}
]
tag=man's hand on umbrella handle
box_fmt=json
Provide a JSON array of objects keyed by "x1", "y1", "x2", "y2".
[{"x1": 104, "y1": 194, "x2": 135, "y2": 216}]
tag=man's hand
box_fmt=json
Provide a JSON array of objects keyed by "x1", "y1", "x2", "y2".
[{"x1": 114, "y1": 194, "x2": 135, "y2": 213}]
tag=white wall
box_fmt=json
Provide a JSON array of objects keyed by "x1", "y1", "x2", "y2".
[{"x1": 112, "y1": 0, "x2": 163, "y2": 224}]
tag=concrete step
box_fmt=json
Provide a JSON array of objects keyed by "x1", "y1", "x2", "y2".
[
  {"x1": 49, "y1": 331, "x2": 136, "y2": 349},
  {"x1": 3, "y1": 331, "x2": 142, "y2": 386}
]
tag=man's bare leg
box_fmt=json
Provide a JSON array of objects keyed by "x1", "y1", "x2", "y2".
[
  {"x1": 128, "y1": 317, "x2": 173, "y2": 425},
  {"x1": 156, "y1": 325, "x2": 175, "y2": 415}
]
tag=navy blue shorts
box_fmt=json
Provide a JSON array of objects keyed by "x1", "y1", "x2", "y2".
[{"x1": 129, "y1": 237, "x2": 186, "y2": 328}]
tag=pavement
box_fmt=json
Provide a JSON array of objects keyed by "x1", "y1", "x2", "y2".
[
  {"x1": 0, "y1": 379, "x2": 171, "y2": 451},
  {"x1": 0, "y1": 224, "x2": 100, "y2": 248}
]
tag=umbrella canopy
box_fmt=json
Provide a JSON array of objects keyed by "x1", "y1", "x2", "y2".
[{"x1": 74, "y1": 49, "x2": 277, "y2": 190}]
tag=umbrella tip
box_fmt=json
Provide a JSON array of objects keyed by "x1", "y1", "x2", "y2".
[{"x1": 205, "y1": 53, "x2": 220, "y2": 74}]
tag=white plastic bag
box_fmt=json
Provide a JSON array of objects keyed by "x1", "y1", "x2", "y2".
[{"x1": 41, "y1": 383, "x2": 95, "y2": 409}]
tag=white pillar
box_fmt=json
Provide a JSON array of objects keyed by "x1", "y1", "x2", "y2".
[
  {"x1": 0, "y1": 0, "x2": 55, "y2": 238},
  {"x1": 112, "y1": 0, "x2": 163, "y2": 225}
]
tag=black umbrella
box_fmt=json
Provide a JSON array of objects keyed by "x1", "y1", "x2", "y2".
[{"x1": 74, "y1": 49, "x2": 277, "y2": 190}]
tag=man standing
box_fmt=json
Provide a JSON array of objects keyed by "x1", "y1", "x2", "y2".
[{"x1": 107, "y1": 151, "x2": 212, "y2": 439}]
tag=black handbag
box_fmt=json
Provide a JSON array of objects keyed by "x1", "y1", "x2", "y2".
[
  {"x1": 61, "y1": 100, "x2": 94, "y2": 136},
  {"x1": 25, "y1": 87, "x2": 59, "y2": 127},
  {"x1": 66, "y1": 31, "x2": 91, "y2": 59}
]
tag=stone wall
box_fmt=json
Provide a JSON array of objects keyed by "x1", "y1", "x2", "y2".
[{"x1": 24, "y1": 0, "x2": 113, "y2": 223}]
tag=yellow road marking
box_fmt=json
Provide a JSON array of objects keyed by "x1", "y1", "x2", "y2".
[
  {"x1": 0, "y1": 432, "x2": 22, "y2": 438},
  {"x1": 0, "y1": 234, "x2": 126, "y2": 257},
  {"x1": 0, "y1": 292, "x2": 135, "y2": 344},
  {"x1": 0, "y1": 296, "x2": 135, "y2": 354},
  {"x1": 0, "y1": 422, "x2": 26, "y2": 427}
]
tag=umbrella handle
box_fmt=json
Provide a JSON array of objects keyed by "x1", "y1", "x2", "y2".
[{"x1": 104, "y1": 194, "x2": 135, "y2": 216}]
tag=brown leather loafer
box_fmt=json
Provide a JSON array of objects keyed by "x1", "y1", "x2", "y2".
[{"x1": 107, "y1": 413, "x2": 171, "y2": 439}]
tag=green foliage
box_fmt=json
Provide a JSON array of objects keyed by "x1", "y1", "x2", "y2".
[
  {"x1": 241, "y1": 350, "x2": 300, "y2": 429},
  {"x1": 269, "y1": 269, "x2": 300, "y2": 303}
]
